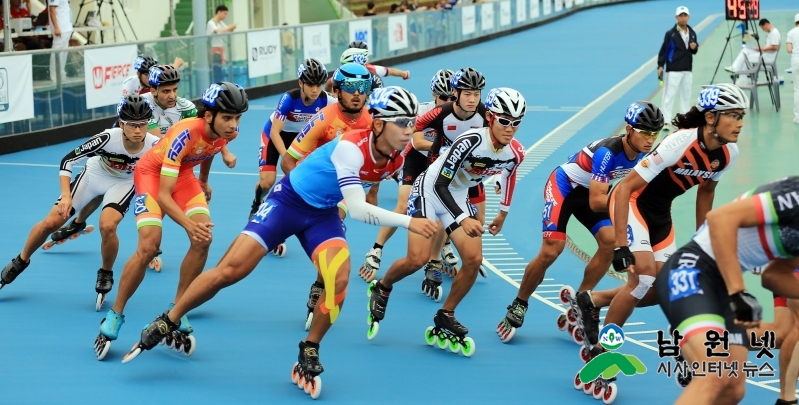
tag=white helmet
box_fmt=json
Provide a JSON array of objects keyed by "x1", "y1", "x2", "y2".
[
  {"x1": 430, "y1": 69, "x2": 455, "y2": 96},
  {"x1": 368, "y1": 86, "x2": 418, "y2": 117},
  {"x1": 340, "y1": 48, "x2": 369, "y2": 65},
  {"x1": 696, "y1": 83, "x2": 749, "y2": 112},
  {"x1": 485, "y1": 87, "x2": 526, "y2": 118}
]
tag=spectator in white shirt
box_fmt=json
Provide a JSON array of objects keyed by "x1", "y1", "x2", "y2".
[
  {"x1": 48, "y1": 0, "x2": 72, "y2": 81},
  {"x1": 727, "y1": 18, "x2": 781, "y2": 73},
  {"x1": 787, "y1": 13, "x2": 799, "y2": 124},
  {"x1": 206, "y1": 5, "x2": 237, "y2": 64}
]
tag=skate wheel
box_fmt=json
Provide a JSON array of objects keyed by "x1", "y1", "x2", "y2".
[
  {"x1": 436, "y1": 334, "x2": 448, "y2": 350},
  {"x1": 297, "y1": 373, "x2": 305, "y2": 390},
  {"x1": 432, "y1": 286, "x2": 442, "y2": 303},
  {"x1": 305, "y1": 312, "x2": 314, "y2": 331},
  {"x1": 309, "y1": 376, "x2": 322, "y2": 399},
  {"x1": 56, "y1": 239, "x2": 67, "y2": 245},
  {"x1": 148, "y1": 257, "x2": 162, "y2": 272},
  {"x1": 121, "y1": 343, "x2": 142, "y2": 364},
  {"x1": 559, "y1": 285, "x2": 576, "y2": 305},
  {"x1": 69, "y1": 232, "x2": 80, "y2": 240},
  {"x1": 593, "y1": 380, "x2": 604, "y2": 399},
  {"x1": 42, "y1": 240, "x2": 56, "y2": 250},
  {"x1": 165, "y1": 334, "x2": 175, "y2": 349},
  {"x1": 94, "y1": 335, "x2": 111, "y2": 361},
  {"x1": 274, "y1": 243, "x2": 286, "y2": 258},
  {"x1": 95, "y1": 293, "x2": 105, "y2": 312},
  {"x1": 424, "y1": 326, "x2": 436, "y2": 346},
  {"x1": 603, "y1": 382, "x2": 617, "y2": 404},
  {"x1": 304, "y1": 377, "x2": 311, "y2": 394},
  {"x1": 557, "y1": 313, "x2": 568, "y2": 331},
  {"x1": 461, "y1": 337, "x2": 475, "y2": 357},
  {"x1": 448, "y1": 337, "x2": 461, "y2": 354},
  {"x1": 421, "y1": 281, "x2": 428, "y2": 295},
  {"x1": 183, "y1": 335, "x2": 196, "y2": 357},
  {"x1": 675, "y1": 372, "x2": 691, "y2": 389},
  {"x1": 500, "y1": 325, "x2": 515, "y2": 343},
  {"x1": 573, "y1": 372, "x2": 583, "y2": 390},
  {"x1": 366, "y1": 280, "x2": 377, "y2": 297},
  {"x1": 479, "y1": 264, "x2": 487, "y2": 278},
  {"x1": 580, "y1": 346, "x2": 591, "y2": 363},
  {"x1": 572, "y1": 326, "x2": 585, "y2": 345},
  {"x1": 367, "y1": 320, "x2": 379, "y2": 340},
  {"x1": 291, "y1": 362, "x2": 300, "y2": 384},
  {"x1": 583, "y1": 381, "x2": 594, "y2": 395},
  {"x1": 159, "y1": 337, "x2": 165, "y2": 346},
  {"x1": 83, "y1": 225, "x2": 95, "y2": 235},
  {"x1": 566, "y1": 307, "x2": 579, "y2": 325},
  {"x1": 567, "y1": 323, "x2": 576, "y2": 335}
]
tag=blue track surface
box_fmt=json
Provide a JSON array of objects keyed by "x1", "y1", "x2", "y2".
[{"x1": 0, "y1": 1, "x2": 795, "y2": 403}]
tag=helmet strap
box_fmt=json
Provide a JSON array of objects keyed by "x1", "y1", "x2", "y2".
[
  {"x1": 623, "y1": 127, "x2": 643, "y2": 155},
  {"x1": 208, "y1": 110, "x2": 223, "y2": 139},
  {"x1": 709, "y1": 111, "x2": 727, "y2": 145},
  {"x1": 372, "y1": 121, "x2": 395, "y2": 162},
  {"x1": 454, "y1": 89, "x2": 477, "y2": 117}
]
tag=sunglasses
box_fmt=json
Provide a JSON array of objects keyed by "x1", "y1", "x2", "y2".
[
  {"x1": 383, "y1": 116, "x2": 417, "y2": 128},
  {"x1": 719, "y1": 111, "x2": 745, "y2": 121},
  {"x1": 633, "y1": 128, "x2": 660, "y2": 139},
  {"x1": 437, "y1": 95, "x2": 456, "y2": 102},
  {"x1": 496, "y1": 117, "x2": 522, "y2": 127},
  {"x1": 120, "y1": 120, "x2": 149, "y2": 129},
  {"x1": 339, "y1": 78, "x2": 371, "y2": 95}
]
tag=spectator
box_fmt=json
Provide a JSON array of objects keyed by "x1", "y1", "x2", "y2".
[
  {"x1": 437, "y1": 0, "x2": 452, "y2": 10},
  {"x1": 0, "y1": 0, "x2": 40, "y2": 50},
  {"x1": 787, "y1": 13, "x2": 799, "y2": 123},
  {"x1": 657, "y1": 6, "x2": 697, "y2": 129},
  {"x1": 206, "y1": 5, "x2": 237, "y2": 64},
  {"x1": 408, "y1": 0, "x2": 427, "y2": 11},
  {"x1": 363, "y1": 2, "x2": 377, "y2": 16},
  {"x1": 48, "y1": 0, "x2": 72, "y2": 81},
  {"x1": 726, "y1": 18, "x2": 781, "y2": 77},
  {"x1": 389, "y1": 3, "x2": 400, "y2": 13}
]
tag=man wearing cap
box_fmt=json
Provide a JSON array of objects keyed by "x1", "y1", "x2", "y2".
[
  {"x1": 787, "y1": 13, "x2": 799, "y2": 123},
  {"x1": 657, "y1": 6, "x2": 698, "y2": 130},
  {"x1": 726, "y1": 19, "x2": 781, "y2": 79}
]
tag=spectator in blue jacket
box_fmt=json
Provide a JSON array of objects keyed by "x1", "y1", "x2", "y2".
[{"x1": 657, "y1": 6, "x2": 698, "y2": 130}]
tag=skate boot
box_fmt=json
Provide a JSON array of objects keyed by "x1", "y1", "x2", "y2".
[
  {"x1": 358, "y1": 247, "x2": 381, "y2": 282},
  {"x1": 94, "y1": 269, "x2": 113, "y2": 311},
  {"x1": 0, "y1": 255, "x2": 29, "y2": 290},
  {"x1": 366, "y1": 280, "x2": 391, "y2": 340},
  {"x1": 121, "y1": 311, "x2": 181, "y2": 363},
  {"x1": 305, "y1": 281, "x2": 324, "y2": 331},
  {"x1": 161, "y1": 303, "x2": 195, "y2": 355},
  {"x1": 421, "y1": 261, "x2": 443, "y2": 302},
  {"x1": 576, "y1": 290, "x2": 600, "y2": 346},
  {"x1": 43, "y1": 219, "x2": 94, "y2": 250},
  {"x1": 94, "y1": 309, "x2": 125, "y2": 360},
  {"x1": 270, "y1": 243, "x2": 287, "y2": 258},
  {"x1": 497, "y1": 298, "x2": 527, "y2": 343},
  {"x1": 440, "y1": 244, "x2": 459, "y2": 277},
  {"x1": 556, "y1": 285, "x2": 586, "y2": 345},
  {"x1": 148, "y1": 249, "x2": 163, "y2": 272},
  {"x1": 424, "y1": 309, "x2": 475, "y2": 357},
  {"x1": 291, "y1": 341, "x2": 324, "y2": 399}
]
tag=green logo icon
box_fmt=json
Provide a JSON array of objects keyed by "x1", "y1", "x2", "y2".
[{"x1": 579, "y1": 324, "x2": 647, "y2": 384}]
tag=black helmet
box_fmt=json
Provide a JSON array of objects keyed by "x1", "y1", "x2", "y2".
[
  {"x1": 202, "y1": 82, "x2": 249, "y2": 114},
  {"x1": 148, "y1": 64, "x2": 180, "y2": 88},
  {"x1": 624, "y1": 100, "x2": 665, "y2": 132},
  {"x1": 348, "y1": 40, "x2": 369, "y2": 50},
  {"x1": 450, "y1": 67, "x2": 485, "y2": 91},
  {"x1": 298, "y1": 58, "x2": 328, "y2": 86},
  {"x1": 133, "y1": 54, "x2": 158, "y2": 74},
  {"x1": 370, "y1": 72, "x2": 383, "y2": 91},
  {"x1": 117, "y1": 94, "x2": 153, "y2": 121}
]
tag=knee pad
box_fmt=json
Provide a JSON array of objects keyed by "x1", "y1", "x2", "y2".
[
  {"x1": 630, "y1": 274, "x2": 656, "y2": 300},
  {"x1": 313, "y1": 239, "x2": 350, "y2": 324}
]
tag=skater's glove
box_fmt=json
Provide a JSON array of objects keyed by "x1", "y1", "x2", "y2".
[
  {"x1": 611, "y1": 247, "x2": 634, "y2": 272},
  {"x1": 729, "y1": 290, "x2": 762, "y2": 326}
]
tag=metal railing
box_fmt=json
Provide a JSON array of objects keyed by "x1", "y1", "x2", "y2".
[{"x1": 0, "y1": 0, "x2": 623, "y2": 137}]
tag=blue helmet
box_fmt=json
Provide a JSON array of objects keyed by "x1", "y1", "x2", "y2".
[{"x1": 332, "y1": 63, "x2": 372, "y2": 95}]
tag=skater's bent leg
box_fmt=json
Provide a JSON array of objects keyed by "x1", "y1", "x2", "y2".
[
  {"x1": 169, "y1": 235, "x2": 265, "y2": 322},
  {"x1": 676, "y1": 336, "x2": 747, "y2": 405},
  {"x1": 98, "y1": 207, "x2": 123, "y2": 271},
  {"x1": 428, "y1": 225, "x2": 447, "y2": 261},
  {"x1": 635, "y1": 261, "x2": 666, "y2": 307},
  {"x1": 111, "y1": 225, "x2": 162, "y2": 313},
  {"x1": 442, "y1": 227, "x2": 482, "y2": 310},
  {"x1": 602, "y1": 251, "x2": 656, "y2": 327},
  {"x1": 20, "y1": 206, "x2": 70, "y2": 261},
  {"x1": 517, "y1": 238, "x2": 565, "y2": 299},
  {"x1": 366, "y1": 183, "x2": 379, "y2": 206},
  {"x1": 174, "y1": 213, "x2": 213, "y2": 304},
  {"x1": 375, "y1": 185, "x2": 412, "y2": 246},
  {"x1": 381, "y1": 230, "x2": 433, "y2": 288},
  {"x1": 75, "y1": 195, "x2": 103, "y2": 223},
  {"x1": 577, "y1": 226, "x2": 615, "y2": 292},
  {"x1": 258, "y1": 171, "x2": 276, "y2": 193},
  {"x1": 306, "y1": 239, "x2": 351, "y2": 343},
  {"x1": 591, "y1": 286, "x2": 623, "y2": 308},
  {"x1": 475, "y1": 201, "x2": 486, "y2": 224}
]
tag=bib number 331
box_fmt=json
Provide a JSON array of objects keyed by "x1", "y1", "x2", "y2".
[{"x1": 669, "y1": 267, "x2": 702, "y2": 301}]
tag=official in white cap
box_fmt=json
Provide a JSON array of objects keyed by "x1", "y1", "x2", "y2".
[
  {"x1": 657, "y1": 6, "x2": 698, "y2": 130},
  {"x1": 787, "y1": 12, "x2": 799, "y2": 123}
]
